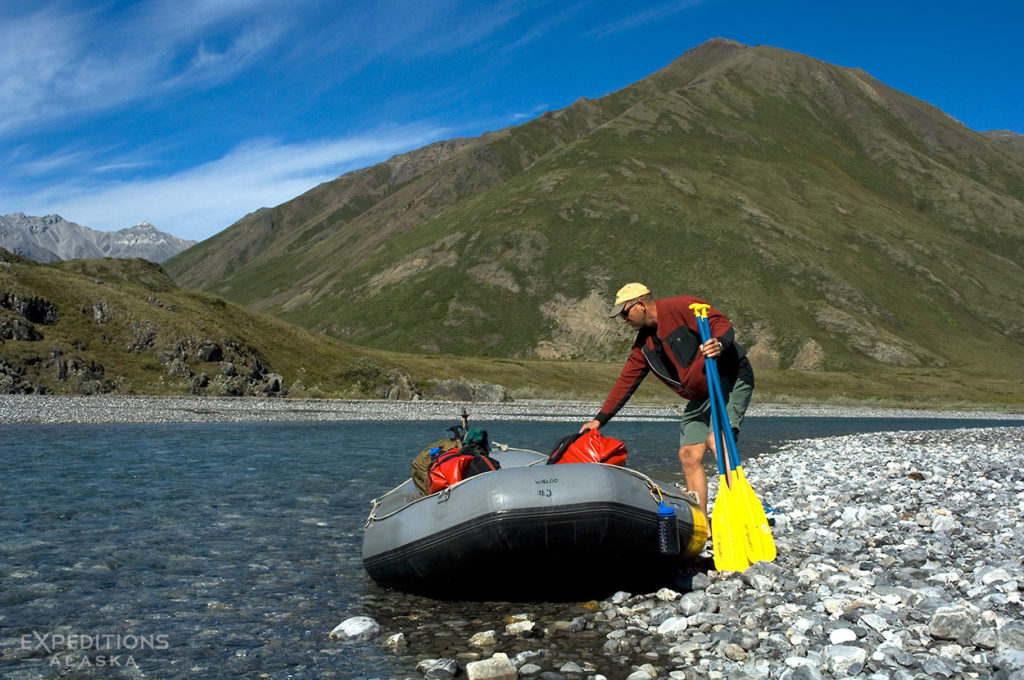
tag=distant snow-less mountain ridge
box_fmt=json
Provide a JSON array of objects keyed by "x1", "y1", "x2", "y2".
[{"x1": 0, "y1": 213, "x2": 196, "y2": 264}]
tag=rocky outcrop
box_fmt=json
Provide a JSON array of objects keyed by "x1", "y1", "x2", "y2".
[
  {"x1": 0, "y1": 292, "x2": 59, "y2": 325},
  {"x1": 0, "y1": 356, "x2": 34, "y2": 394},
  {"x1": 791, "y1": 338, "x2": 825, "y2": 370},
  {"x1": 128, "y1": 321, "x2": 156, "y2": 351},
  {"x1": 0, "y1": 340, "x2": 117, "y2": 394},
  {"x1": 0, "y1": 292, "x2": 59, "y2": 343},
  {"x1": 379, "y1": 368, "x2": 423, "y2": 400},
  {"x1": 0, "y1": 314, "x2": 43, "y2": 341},
  {"x1": 194, "y1": 340, "x2": 223, "y2": 362},
  {"x1": 47, "y1": 350, "x2": 115, "y2": 394},
  {"x1": 159, "y1": 337, "x2": 287, "y2": 397},
  {"x1": 91, "y1": 300, "x2": 111, "y2": 325}
]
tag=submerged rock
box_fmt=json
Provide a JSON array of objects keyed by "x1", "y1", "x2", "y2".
[
  {"x1": 466, "y1": 653, "x2": 517, "y2": 680},
  {"x1": 328, "y1": 615, "x2": 380, "y2": 641}
]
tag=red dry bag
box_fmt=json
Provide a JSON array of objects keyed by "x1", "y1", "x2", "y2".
[
  {"x1": 428, "y1": 449, "x2": 470, "y2": 494},
  {"x1": 427, "y1": 447, "x2": 501, "y2": 494},
  {"x1": 546, "y1": 430, "x2": 627, "y2": 466}
]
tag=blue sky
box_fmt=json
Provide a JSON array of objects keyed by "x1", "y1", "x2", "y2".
[{"x1": 2, "y1": 0, "x2": 1022, "y2": 242}]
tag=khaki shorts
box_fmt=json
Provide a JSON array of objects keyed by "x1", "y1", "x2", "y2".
[{"x1": 679, "y1": 377, "x2": 754, "y2": 447}]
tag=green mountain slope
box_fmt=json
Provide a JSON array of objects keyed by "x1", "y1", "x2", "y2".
[
  {"x1": 1, "y1": 248, "x2": 686, "y2": 401},
  {"x1": 2, "y1": 249, "x2": 365, "y2": 395},
  {"x1": 164, "y1": 39, "x2": 1024, "y2": 393}
]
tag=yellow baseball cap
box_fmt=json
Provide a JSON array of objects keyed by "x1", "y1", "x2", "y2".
[{"x1": 609, "y1": 282, "x2": 650, "y2": 317}]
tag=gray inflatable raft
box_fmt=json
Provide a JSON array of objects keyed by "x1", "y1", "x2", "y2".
[{"x1": 362, "y1": 445, "x2": 708, "y2": 600}]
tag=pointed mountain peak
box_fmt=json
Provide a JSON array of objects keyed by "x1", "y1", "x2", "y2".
[
  {"x1": 163, "y1": 42, "x2": 1024, "y2": 374},
  {"x1": 0, "y1": 214, "x2": 195, "y2": 262}
]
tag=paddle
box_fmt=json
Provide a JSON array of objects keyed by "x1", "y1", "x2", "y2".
[
  {"x1": 699, "y1": 315, "x2": 775, "y2": 563},
  {"x1": 708, "y1": 345, "x2": 776, "y2": 563},
  {"x1": 690, "y1": 303, "x2": 776, "y2": 566},
  {"x1": 707, "y1": 363, "x2": 749, "y2": 571},
  {"x1": 693, "y1": 304, "x2": 776, "y2": 564}
]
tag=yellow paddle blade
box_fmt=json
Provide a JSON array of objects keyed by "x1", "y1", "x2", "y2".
[
  {"x1": 718, "y1": 462, "x2": 769, "y2": 567},
  {"x1": 725, "y1": 471, "x2": 759, "y2": 563},
  {"x1": 711, "y1": 472, "x2": 752, "y2": 572},
  {"x1": 735, "y1": 466, "x2": 777, "y2": 563}
]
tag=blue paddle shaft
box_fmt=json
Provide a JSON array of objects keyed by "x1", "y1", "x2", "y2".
[{"x1": 695, "y1": 315, "x2": 742, "y2": 472}]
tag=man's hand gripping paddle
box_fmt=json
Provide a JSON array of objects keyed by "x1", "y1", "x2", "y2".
[{"x1": 690, "y1": 303, "x2": 776, "y2": 569}]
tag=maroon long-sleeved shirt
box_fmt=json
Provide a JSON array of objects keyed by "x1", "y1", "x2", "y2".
[{"x1": 595, "y1": 295, "x2": 741, "y2": 425}]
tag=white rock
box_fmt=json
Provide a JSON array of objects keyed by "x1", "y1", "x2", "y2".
[
  {"x1": 626, "y1": 663, "x2": 657, "y2": 679},
  {"x1": 468, "y1": 630, "x2": 497, "y2": 647},
  {"x1": 821, "y1": 644, "x2": 867, "y2": 675},
  {"x1": 417, "y1": 658, "x2": 459, "y2": 678},
  {"x1": 859, "y1": 613, "x2": 888, "y2": 632},
  {"x1": 466, "y1": 654, "x2": 517, "y2": 680},
  {"x1": 655, "y1": 587, "x2": 681, "y2": 601},
  {"x1": 784, "y1": 656, "x2": 815, "y2": 668},
  {"x1": 822, "y1": 598, "x2": 849, "y2": 615},
  {"x1": 383, "y1": 632, "x2": 406, "y2": 650},
  {"x1": 979, "y1": 566, "x2": 1014, "y2": 586},
  {"x1": 656, "y1": 616, "x2": 689, "y2": 638},
  {"x1": 829, "y1": 628, "x2": 858, "y2": 644},
  {"x1": 328, "y1": 616, "x2": 380, "y2": 641},
  {"x1": 840, "y1": 506, "x2": 868, "y2": 525},
  {"x1": 505, "y1": 620, "x2": 535, "y2": 635}
]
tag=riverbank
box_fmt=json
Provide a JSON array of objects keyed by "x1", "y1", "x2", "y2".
[
  {"x1": 3, "y1": 394, "x2": 1023, "y2": 425},
  {"x1": 343, "y1": 425, "x2": 1024, "y2": 679}
]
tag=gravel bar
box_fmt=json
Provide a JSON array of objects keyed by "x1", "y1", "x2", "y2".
[
  {"x1": 337, "y1": 425, "x2": 1024, "y2": 680},
  {"x1": 2, "y1": 394, "x2": 1023, "y2": 425}
]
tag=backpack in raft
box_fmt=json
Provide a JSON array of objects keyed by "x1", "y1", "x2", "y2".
[
  {"x1": 546, "y1": 429, "x2": 627, "y2": 466},
  {"x1": 459, "y1": 428, "x2": 501, "y2": 476},
  {"x1": 411, "y1": 437, "x2": 462, "y2": 495}
]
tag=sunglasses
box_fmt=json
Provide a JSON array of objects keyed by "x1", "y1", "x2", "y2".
[{"x1": 618, "y1": 299, "x2": 642, "y2": 319}]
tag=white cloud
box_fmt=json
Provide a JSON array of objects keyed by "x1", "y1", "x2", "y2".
[
  {"x1": 0, "y1": 1, "x2": 290, "y2": 136},
  {"x1": 15, "y1": 147, "x2": 97, "y2": 177},
  {"x1": 498, "y1": 1, "x2": 585, "y2": 54},
  {"x1": 0, "y1": 0, "x2": 532, "y2": 138},
  {"x1": 0, "y1": 7, "x2": 96, "y2": 131},
  {"x1": 189, "y1": 22, "x2": 282, "y2": 70},
  {"x1": 10, "y1": 125, "x2": 449, "y2": 241},
  {"x1": 586, "y1": 0, "x2": 710, "y2": 40},
  {"x1": 0, "y1": 0, "x2": 575, "y2": 245}
]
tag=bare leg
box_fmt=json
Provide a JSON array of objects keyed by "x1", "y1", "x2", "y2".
[{"x1": 678, "y1": 441, "x2": 709, "y2": 521}]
